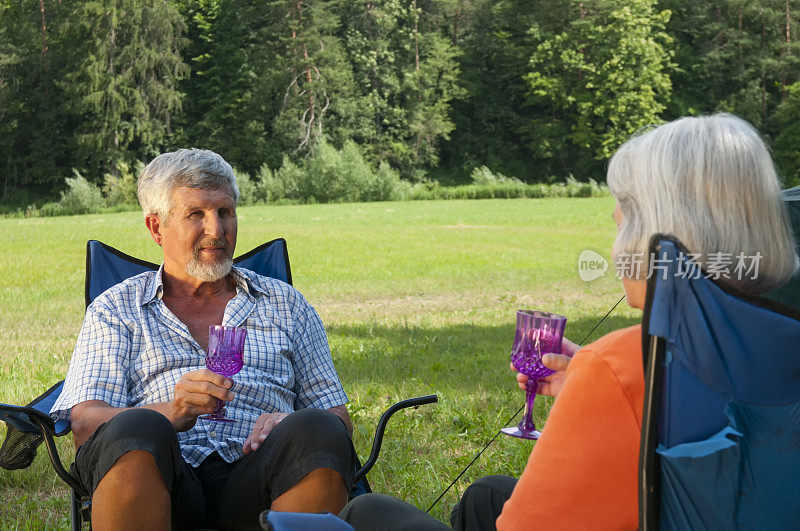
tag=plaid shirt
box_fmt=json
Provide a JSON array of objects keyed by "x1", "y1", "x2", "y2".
[{"x1": 51, "y1": 265, "x2": 348, "y2": 467}]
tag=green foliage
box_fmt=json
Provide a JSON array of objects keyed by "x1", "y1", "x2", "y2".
[
  {"x1": 663, "y1": 0, "x2": 800, "y2": 128},
  {"x1": 470, "y1": 166, "x2": 522, "y2": 185},
  {"x1": 410, "y1": 175, "x2": 608, "y2": 200},
  {"x1": 56, "y1": 0, "x2": 189, "y2": 176},
  {"x1": 234, "y1": 169, "x2": 258, "y2": 206},
  {"x1": 335, "y1": 0, "x2": 465, "y2": 174},
  {"x1": 773, "y1": 82, "x2": 800, "y2": 188},
  {"x1": 102, "y1": 161, "x2": 143, "y2": 207},
  {"x1": 41, "y1": 171, "x2": 105, "y2": 216},
  {"x1": 524, "y1": 0, "x2": 673, "y2": 176},
  {"x1": 4, "y1": 0, "x2": 800, "y2": 206},
  {"x1": 270, "y1": 140, "x2": 409, "y2": 203}
]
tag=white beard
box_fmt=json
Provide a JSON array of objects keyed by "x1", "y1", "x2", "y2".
[{"x1": 186, "y1": 254, "x2": 233, "y2": 282}]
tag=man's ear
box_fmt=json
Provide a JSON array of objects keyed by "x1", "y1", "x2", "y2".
[{"x1": 145, "y1": 213, "x2": 164, "y2": 246}]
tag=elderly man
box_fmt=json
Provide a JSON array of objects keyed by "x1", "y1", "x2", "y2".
[{"x1": 51, "y1": 149, "x2": 354, "y2": 530}]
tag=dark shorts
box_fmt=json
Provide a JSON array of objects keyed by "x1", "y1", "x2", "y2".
[{"x1": 74, "y1": 408, "x2": 355, "y2": 530}]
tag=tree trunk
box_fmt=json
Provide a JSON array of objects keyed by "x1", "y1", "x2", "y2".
[
  {"x1": 414, "y1": 0, "x2": 420, "y2": 102},
  {"x1": 783, "y1": 0, "x2": 791, "y2": 100},
  {"x1": 39, "y1": 0, "x2": 48, "y2": 67}
]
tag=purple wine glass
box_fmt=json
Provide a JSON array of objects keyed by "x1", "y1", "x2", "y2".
[
  {"x1": 199, "y1": 325, "x2": 246, "y2": 423},
  {"x1": 501, "y1": 310, "x2": 566, "y2": 439}
]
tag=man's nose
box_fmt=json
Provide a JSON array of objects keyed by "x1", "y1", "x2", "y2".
[{"x1": 204, "y1": 213, "x2": 224, "y2": 238}]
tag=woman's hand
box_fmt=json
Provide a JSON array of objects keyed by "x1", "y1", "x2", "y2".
[{"x1": 512, "y1": 337, "x2": 580, "y2": 398}]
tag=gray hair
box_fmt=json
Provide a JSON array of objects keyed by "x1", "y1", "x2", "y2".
[
  {"x1": 607, "y1": 113, "x2": 799, "y2": 294},
  {"x1": 137, "y1": 148, "x2": 240, "y2": 220}
]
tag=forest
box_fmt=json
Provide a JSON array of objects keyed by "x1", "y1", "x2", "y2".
[{"x1": 2, "y1": 0, "x2": 800, "y2": 207}]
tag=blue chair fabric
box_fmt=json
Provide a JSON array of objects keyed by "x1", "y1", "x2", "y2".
[
  {"x1": 765, "y1": 187, "x2": 800, "y2": 310},
  {"x1": 260, "y1": 511, "x2": 355, "y2": 531},
  {"x1": 639, "y1": 235, "x2": 800, "y2": 530}
]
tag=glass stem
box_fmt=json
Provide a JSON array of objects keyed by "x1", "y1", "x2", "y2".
[
  {"x1": 212, "y1": 398, "x2": 225, "y2": 417},
  {"x1": 519, "y1": 379, "x2": 539, "y2": 432}
]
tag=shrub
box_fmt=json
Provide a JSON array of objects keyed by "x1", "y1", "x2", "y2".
[
  {"x1": 41, "y1": 170, "x2": 105, "y2": 216},
  {"x1": 267, "y1": 141, "x2": 409, "y2": 204},
  {"x1": 470, "y1": 165, "x2": 522, "y2": 185},
  {"x1": 272, "y1": 157, "x2": 306, "y2": 202},
  {"x1": 234, "y1": 169, "x2": 258, "y2": 206},
  {"x1": 406, "y1": 177, "x2": 609, "y2": 201},
  {"x1": 102, "y1": 161, "x2": 142, "y2": 207}
]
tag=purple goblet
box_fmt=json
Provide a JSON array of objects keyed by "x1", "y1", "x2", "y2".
[
  {"x1": 199, "y1": 325, "x2": 246, "y2": 423},
  {"x1": 501, "y1": 310, "x2": 566, "y2": 439}
]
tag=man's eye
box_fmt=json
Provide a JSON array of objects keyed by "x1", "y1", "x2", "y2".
[
  {"x1": 189, "y1": 211, "x2": 203, "y2": 219},
  {"x1": 220, "y1": 208, "x2": 234, "y2": 217}
]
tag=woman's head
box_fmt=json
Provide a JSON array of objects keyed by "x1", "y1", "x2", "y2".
[{"x1": 607, "y1": 113, "x2": 798, "y2": 295}]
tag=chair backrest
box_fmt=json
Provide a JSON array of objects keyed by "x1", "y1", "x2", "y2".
[
  {"x1": 764, "y1": 187, "x2": 800, "y2": 310},
  {"x1": 85, "y1": 238, "x2": 292, "y2": 307},
  {"x1": 639, "y1": 236, "x2": 800, "y2": 530}
]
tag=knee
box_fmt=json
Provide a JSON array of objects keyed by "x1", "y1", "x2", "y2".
[
  {"x1": 102, "y1": 408, "x2": 176, "y2": 445},
  {"x1": 275, "y1": 408, "x2": 351, "y2": 454},
  {"x1": 451, "y1": 475, "x2": 517, "y2": 530},
  {"x1": 461, "y1": 475, "x2": 517, "y2": 505},
  {"x1": 340, "y1": 494, "x2": 403, "y2": 524}
]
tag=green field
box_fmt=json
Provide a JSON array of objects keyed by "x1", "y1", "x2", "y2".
[{"x1": 0, "y1": 197, "x2": 641, "y2": 528}]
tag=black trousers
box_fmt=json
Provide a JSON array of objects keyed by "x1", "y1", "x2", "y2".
[
  {"x1": 74, "y1": 408, "x2": 355, "y2": 530},
  {"x1": 339, "y1": 475, "x2": 518, "y2": 531}
]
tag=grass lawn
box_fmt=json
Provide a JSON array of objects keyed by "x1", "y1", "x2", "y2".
[{"x1": 0, "y1": 197, "x2": 642, "y2": 528}]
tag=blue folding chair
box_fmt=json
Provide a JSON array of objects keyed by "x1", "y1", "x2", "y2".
[
  {"x1": 639, "y1": 235, "x2": 800, "y2": 530},
  {"x1": 0, "y1": 238, "x2": 436, "y2": 530},
  {"x1": 765, "y1": 186, "x2": 800, "y2": 309}
]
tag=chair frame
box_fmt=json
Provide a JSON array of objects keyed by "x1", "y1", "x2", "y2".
[{"x1": 637, "y1": 234, "x2": 800, "y2": 530}]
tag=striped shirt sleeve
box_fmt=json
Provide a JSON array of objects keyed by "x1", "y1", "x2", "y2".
[{"x1": 51, "y1": 298, "x2": 132, "y2": 420}]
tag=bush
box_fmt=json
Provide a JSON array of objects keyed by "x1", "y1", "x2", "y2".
[
  {"x1": 470, "y1": 165, "x2": 522, "y2": 185},
  {"x1": 234, "y1": 169, "x2": 258, "y2": 206},
  {"x1": 268, "y1": 141, "x2": 408, "y2": 204},
  {"x1": 102, "y1": 161, "x2": 142, "y2": 207},
  {"x1": 40, "y1": 170, "x2": 105, "y2": 216},
  {"x1": 407, "y1": 176, "x2": 609, "y2": 201}
]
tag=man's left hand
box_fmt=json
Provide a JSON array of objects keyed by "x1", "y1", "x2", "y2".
[{"x1": 243, "y1": 412, "x2": 289, "y2": 454}]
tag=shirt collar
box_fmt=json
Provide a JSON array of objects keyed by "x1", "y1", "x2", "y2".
[{"x1": 142, "y1": 264, "x2": 267, "y2": 305}]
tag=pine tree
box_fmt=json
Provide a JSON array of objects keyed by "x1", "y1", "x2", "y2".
[
  {"x1": 334, "y1": 0, "x2": 463, "y2": 175},
  {"x1": 57, "y1": 0, "x2": 188, "y2": 176}
]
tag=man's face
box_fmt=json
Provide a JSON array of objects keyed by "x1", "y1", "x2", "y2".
[{"x1": 150, "y1": 186, "x2": 238, "y2": 284}]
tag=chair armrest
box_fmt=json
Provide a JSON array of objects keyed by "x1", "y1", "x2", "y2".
[
  {"x1": 0, "y1": 402, "x2": 56, "y2": 435},
  {"x1": 353, "y1": 395, "x2": 438, "y2": 484},
  {"x1": 0, "y1": 402, "x2": 86, "y2": 496}
]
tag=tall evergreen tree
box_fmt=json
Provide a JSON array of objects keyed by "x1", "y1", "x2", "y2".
[
  {"x1": 0, "y1": 0, "x2": 68, "y2": 200},
  {"x1": 439, "y1": 0, "x2": 541, "y2": 181},
  {"x1": 57, "y1": 0, "x2": 188, "y2": 176},
  {"x1": 663, "y1": 0, "x2": 800, "y2": 127},
  {"x1": 334, "y1": 0, "x2": 463, "y2": 175}
]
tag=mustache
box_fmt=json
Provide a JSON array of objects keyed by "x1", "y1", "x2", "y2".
[{"x1": 194, "y1": 238, "x2": 232, "y2": 256}]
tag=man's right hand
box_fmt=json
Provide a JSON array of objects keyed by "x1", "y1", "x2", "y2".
[{"x1": 169, "y1": 369, "x2": 234, "y2": 431}]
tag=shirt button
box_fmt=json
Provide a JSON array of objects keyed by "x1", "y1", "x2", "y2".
[{"x1": 210, "y1": 431, "x2": 217, "y2": 438}]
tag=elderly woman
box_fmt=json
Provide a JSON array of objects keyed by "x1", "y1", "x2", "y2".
[{"x1": 337, "y1": 114, "x2": 799, "y2": 531}]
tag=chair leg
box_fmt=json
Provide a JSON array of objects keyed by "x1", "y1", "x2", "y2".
[{"x1": 71, "y1": 488, "x2": 82, "y2": 531}]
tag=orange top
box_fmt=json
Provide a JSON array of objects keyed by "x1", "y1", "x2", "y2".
[{"x1": 496, "y1": 325, "x2": 643, "y2": 531}]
